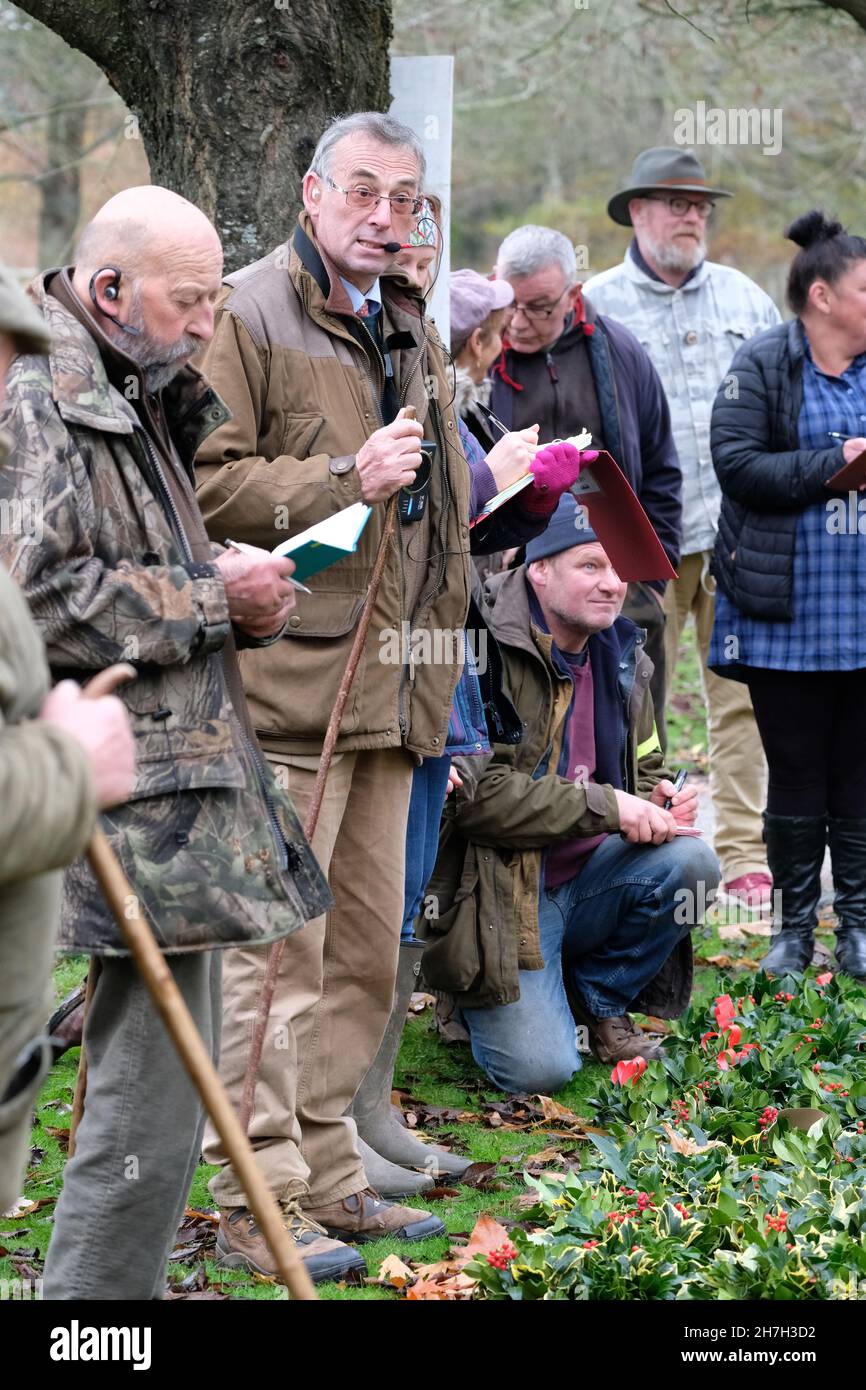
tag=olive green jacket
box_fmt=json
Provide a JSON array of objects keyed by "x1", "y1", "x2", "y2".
[{"x1": 421, "y1": 567, "x2": 693, "y2": 1014}]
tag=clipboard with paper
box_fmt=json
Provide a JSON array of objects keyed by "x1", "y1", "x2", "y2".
[{"x1": 470, "y1": 431, "x2": 676, "y2": 582}]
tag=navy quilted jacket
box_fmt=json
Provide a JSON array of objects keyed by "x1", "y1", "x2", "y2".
[{"x1": 711, "y1": 319, "x2": 845, "y2": 620}]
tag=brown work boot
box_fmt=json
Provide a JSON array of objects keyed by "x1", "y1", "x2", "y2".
[
  {"x1": 303, "y1": 1187, "x2": 445, "y2": 1244},
  {"x1": 589, "y1": 1013, "x2": 664, "y2": 1064},
  {"x1": 215, "y1": 1197, "x2": 366, "y2": 1284}
]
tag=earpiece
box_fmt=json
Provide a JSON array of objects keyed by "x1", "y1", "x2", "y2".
[{"x1": 88, "y1": 265, "x2": 140, "y2": 337}]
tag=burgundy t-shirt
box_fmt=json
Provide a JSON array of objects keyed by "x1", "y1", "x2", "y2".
[{"x1": 544, "y1": 648, "x2": 608, "y2": 889}]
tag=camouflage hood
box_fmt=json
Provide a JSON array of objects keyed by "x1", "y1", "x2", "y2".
[{"x1": 0, "y1": 271, "x2": 330, "y2": 955}]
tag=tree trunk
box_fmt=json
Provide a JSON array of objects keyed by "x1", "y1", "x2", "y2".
[
  {"x1": 15, "y1": 0, "x2": 393, "y2": 270},
  {"x1": 38, "y1": 102, "x2": 87, "y2": 268}
]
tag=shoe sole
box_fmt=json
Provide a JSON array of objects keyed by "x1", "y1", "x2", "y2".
[
  {"x1": 322, "y1": 1213, "x2": 446, "y2": 1245},
  {"x1": 215, "y1": 1239, "x2": 366, "y2": 1285}
]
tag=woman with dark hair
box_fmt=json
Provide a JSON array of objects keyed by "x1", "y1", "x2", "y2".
[{"x1": 709, "y1": 211, "x2": 866, "y2": 980}]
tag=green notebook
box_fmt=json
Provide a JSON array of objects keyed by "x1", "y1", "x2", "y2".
[{"x1": 271, "y1": 503, "x2": 372, "y2": 582}]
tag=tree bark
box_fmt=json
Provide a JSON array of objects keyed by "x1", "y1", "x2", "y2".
[{"x1": 15, "y1": 0, "x2": 393, "y2": 269}]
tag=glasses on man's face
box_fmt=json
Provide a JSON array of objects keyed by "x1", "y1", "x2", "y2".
[
  {"x1": 645, "y1": 194, "x2": 715, "y2": 220},
  {"x1": 505, "y1": 287, "x2": 571, "y2": 323},
  {"x1": 325, "y1": 177, "x2": 423, "y2": 220}
]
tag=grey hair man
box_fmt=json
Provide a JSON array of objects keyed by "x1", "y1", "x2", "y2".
[
  {"x1": 194, "y1": 109, "x2": 535, "y2": 1278},
  {"x1": 489, "y1": 222, "x2": 683, "y2": 747},
  {"x1": 584, "y1": 147, "x2": 781, "y2": 911}
]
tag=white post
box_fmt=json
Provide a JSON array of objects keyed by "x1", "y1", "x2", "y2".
[{"x1": 390, "y1": 54, "x2": 454, "y2": 348}]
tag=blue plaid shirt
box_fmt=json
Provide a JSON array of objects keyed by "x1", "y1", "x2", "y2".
[{"x1": 711, "y1": 324, "x2": 866, "y2": 672}]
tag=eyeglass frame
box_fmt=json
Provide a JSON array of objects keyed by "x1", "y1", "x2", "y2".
[
  {"x1": 504, "y1": 284, "x2": 575, "y2": 323},
  {"x1": 324, "y1": 175, "x2": 424, "y2": 219},
  {"x1": 642, "y1": 193, "x2": 716, "y2": 219}
]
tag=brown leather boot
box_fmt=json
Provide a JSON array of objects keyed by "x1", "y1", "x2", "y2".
[
  {"x1": 216, "y1": 1198, "x2": 366, "y2": 1284},
  {"x1": 589, "y1": 1014, "x2": 664, "y2": 1064},
  {"x1": 303, "y1": 1187, "x2": 445, "y2": 1244}
]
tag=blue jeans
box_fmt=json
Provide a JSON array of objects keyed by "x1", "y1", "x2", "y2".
[
  {"x1": 402, "y1": 754, "x2": 453, "y2": 941},
  {"x1": 462, "y1": 833, "x2": 719, "y2": 1094}
]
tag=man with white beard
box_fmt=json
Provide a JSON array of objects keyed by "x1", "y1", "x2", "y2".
[{"x1": 585, "y1": 148, "x2": 781, "y2": 913}]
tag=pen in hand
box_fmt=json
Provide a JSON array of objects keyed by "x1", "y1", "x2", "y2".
[
  {"x1": 223, "y1": 538, "x2": 312, "y2": 594},
  {"x1": 664, "y1": 767, "x2": 688, "y2": 811}
]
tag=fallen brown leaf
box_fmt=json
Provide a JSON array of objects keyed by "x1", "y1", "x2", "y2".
[
  {"x1": 639, "y1": 1015, "x2": 672, "y2": 1034},
  {"x1": 376, "y1": 1254, "x2": 414, "y2": 1288},
  {"x1": 184, "y1": 1207, "x2": 219, "y2": 1224},
  {"x1": 718, "y1": 924, "x2": 747, "y2": 942},
  {"x1": 524, "y1": 1145, "x2": 568, "y2": 1166},
  {"x1": 536, "y1": 1095, "x2": 583, "y2": 1125},
  {"x1": 404, "y1": 1214, "x2": 512, "y2": 1301},
  {"x1": 456, "y1": 1161, "x2": 500, "y2": 1190},
  {"x1": 408, "y1": 992, "x2": 436, "y2": 1014},
  {"x1": 696, "y1": 954, "x2": 761, "y2": 970},
  {"x1": 661, "y1": 1122, "x2": 726, "y2": 1156},
  {"x1": 406, "y1": 1271, "x2": 476, "y2": 1300},
  {"x1": 2, "y1": 1196, "x2": 54, "y2": 1219}
]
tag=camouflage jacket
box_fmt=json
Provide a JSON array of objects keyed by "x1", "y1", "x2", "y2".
[{"x1": 0, "y1": 273, "x2": 331, "y2": 955}]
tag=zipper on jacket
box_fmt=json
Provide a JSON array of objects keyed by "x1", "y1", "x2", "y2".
[
  {"x1": 358, "y1": 349, "x2": 411, "y2": 741},
  {"x1": 545, "y1": 353, "x2": 560, "y2": 439},
  {"x1": 239, "y1": 725, "x2": 291, "y2": 872},
  {"x1": 137, "y1": 428, "x2": 291, "y2": 872},
  {"x1": 617, "y1": 635, "x2": 640, "y2": 789},
  {"x1": 138, "y1": 429, "x2": 194, "y2": 565}
]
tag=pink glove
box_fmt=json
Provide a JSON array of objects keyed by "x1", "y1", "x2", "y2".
[{"x1": 523, "y1": 442, "x2": 599, "y2": 516}]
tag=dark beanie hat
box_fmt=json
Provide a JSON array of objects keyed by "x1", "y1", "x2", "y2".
[{"x1": 525, "y1": 493, "x2": 598, "y2": 564}]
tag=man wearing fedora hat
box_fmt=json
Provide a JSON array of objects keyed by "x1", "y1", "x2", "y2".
[{"x1": 585, "y1": 147, "x2": 780, "y2": 913}]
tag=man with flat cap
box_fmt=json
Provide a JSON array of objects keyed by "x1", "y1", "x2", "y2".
[{"x1": 585, "y1": 147, "x2": 781, "y2": 914}]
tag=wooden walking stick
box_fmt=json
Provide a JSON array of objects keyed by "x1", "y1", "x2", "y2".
[
  {"x1": 71, "y1": 664, "x2": 317, "y2": 1300},
  {"x1": 67, "y1": 960, "x2": 98, "y2": 1159},
  {"x1": 237, "y1": 406, "x2": 415, "y2": 1135}
]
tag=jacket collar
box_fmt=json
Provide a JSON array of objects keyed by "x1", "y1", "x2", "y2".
[
  {"x1": 291, "y1": 211, "x2": 426, "y2": 325},
  {"x1": 28, "y1": 269, "x2": 230, "y2": 453},
  {"x1": 31, "y1": 269, "x2": 135, "y2": 434}
]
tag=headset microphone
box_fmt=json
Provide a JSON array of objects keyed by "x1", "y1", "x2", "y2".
[
  {"x1": 88, "y1": 266, "x2": 141, "y2": 336},
  {"x1": 382, "y1": 241, "x2": 402, "y2": 254}
]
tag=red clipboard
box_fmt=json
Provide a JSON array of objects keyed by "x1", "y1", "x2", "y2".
[
  {"x1": 826, "y1": 447, "x2": 866, "y2": 492},
  {"x1": 568, "y1": 451, "x2": 677, "y2": 582}
]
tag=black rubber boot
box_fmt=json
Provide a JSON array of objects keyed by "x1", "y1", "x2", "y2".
[
  {"x1": 828, "y1": 817, "x2": 866, "y2": 981},
  {"x1": 760, "y1": 814, "x2": 826, "y2": 975},
  {"x1": 351, "y1": 940, "x2": 472, "y2": 1185}
]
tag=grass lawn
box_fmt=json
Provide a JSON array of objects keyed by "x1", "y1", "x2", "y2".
[{"x1": 0, "y1": 619, "x2": 798, "y2": 1301}]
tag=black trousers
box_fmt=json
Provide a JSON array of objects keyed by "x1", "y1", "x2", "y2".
[{"x1": 744, "y1": 666, "x2": 866, "y2": 818}]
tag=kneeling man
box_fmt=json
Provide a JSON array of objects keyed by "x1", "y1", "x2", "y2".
[{"x1": 422, "y1": 496, "x2": 719, "y2": 1091}]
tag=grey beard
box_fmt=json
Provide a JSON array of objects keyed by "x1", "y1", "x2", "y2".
[
  {"x1": 641, "y1": 229, "x2": 706, "y2": 275},
  {"x1": 123, "y1": 287, "x2": 202, "y2": 392}
]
